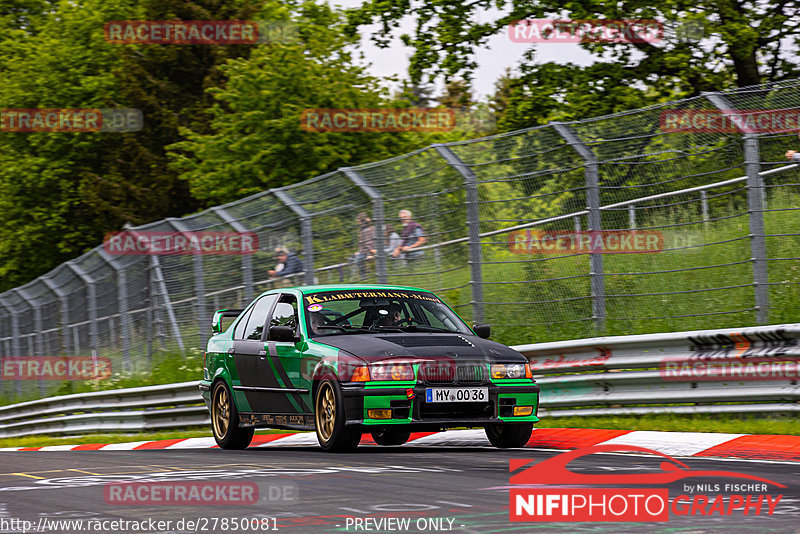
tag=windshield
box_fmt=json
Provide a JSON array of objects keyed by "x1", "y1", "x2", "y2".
[{"x1": 302, "y1": 289, "x2": 472, "y2": 337}]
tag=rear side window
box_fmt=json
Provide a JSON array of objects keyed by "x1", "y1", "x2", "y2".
[
  {"x1": 233, "y1": 308, "x2": 253, "y2": 340},
  {"x1": 240, "y1": 294, "x2": 278, "y2": 340}
]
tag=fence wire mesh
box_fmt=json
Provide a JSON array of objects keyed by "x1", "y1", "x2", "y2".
[{"x1": 2, "y1": 78, "x2": 800, "y2": 402}]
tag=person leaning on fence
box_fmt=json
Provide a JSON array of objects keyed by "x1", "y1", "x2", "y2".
[
  {"x1": 379, "y1": 226, "x2": 402, "y2": 256},
  {"x1": 268, "y1": 246, "x2": 303, "y2": 278},
  {"x1": 786, "y1": 133, "x2": 800, "y2": 162},
  {"x1": 350, "y1": 212, "x2": 376, "y2": 275},
  {"x1": 391, "y1": 210, "x2": 426, "y2": 259}
]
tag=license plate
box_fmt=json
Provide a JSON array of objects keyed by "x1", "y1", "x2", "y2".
[{"x1": 425, "y1": 387, "x2": 488, "y2": 403}]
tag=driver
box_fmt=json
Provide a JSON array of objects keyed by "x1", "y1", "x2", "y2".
[
  {"x1": 378, "y1": 303, "x2": 403, "y2": 326},
  {"x1": 309, "y1": 311, "x2": 326, "y2": 335}
]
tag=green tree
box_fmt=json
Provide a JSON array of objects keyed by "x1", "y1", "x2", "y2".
[
  {"x1": 347, "y1": 0, "x2": 800, "y2": 129},
  {"x1": 169, "y1": 1, "x2": 434, "y2": 205}
]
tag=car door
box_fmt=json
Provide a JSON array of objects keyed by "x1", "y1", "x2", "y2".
[
  {"x1": 231, "y1": 293, "x2": 290, "y2": 413},
  {"x1": 266, "y1": 293, "x2": 312, "y2": 419}
]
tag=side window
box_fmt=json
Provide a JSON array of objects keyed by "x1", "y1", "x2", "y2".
[
  {"x1": 233, "y1": 308, "x2": 253, "y2": 340},
  {"x1": 241, "y1": 294, "x2": 278, "y2": 341},
  {"x1": 269, "y1": 295, "x2": 299, "y2": 337}
]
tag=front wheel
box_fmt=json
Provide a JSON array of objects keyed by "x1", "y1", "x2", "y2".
[
  {"x1": 485, "y1": 423, "x2": 533, "y2": 448},
  {"x1": 211, "y1": 381, "x2": 254, "y2": 450},
  {"x1": 315, "y1": 379, "x2": 361, "y2": 452},
  {"x1": 371, "y1": 429, "x2": 411, "y2": 446}
]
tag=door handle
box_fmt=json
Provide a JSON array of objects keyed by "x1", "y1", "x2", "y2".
[
  {"x1": 228, "y1": 348, "x2": 235, "y2": 354},
  {"x1": 258, "y1": 350, "x2": 267, "y2": 356}
]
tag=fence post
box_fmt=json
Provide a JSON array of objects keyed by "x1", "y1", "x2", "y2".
[
  {"x1": 16, "y1": 289, "x2": 43, "y2": 357},
  {"x1": 147, "y1": 254, "x2": 185, "y2": 352},
  {"x1": 341, "y1": 167, "x2": 387, "y2": 284},
  {"x1": 211, "y1": 206, "x2": 254, "y2": 303},
  {"x1": 272, "y1": 189, "x2": 316, "y2": 285},
  {"x1": 15, "y1": 288, "x2": 45, "y2": 395},
  {"x1": 552, "y1": 122, "x2": 606, "y2": 332},
  {"x1": 0, "y1": 295, "x2": 22, "y2": 396},
  {"x1": 432, "y1": 144, "x2": 484, "y2": 323},
  {"x1": 705, "y1": 92, "x2": 769, "y2": 323},
  {"x1": 41, "y1": 275, "x2": 70, "y2": 355},
  {"x1": 97, "y1": 250, "x2": 131, "y2": 369},
  {"x1": 65, "y1": 262, "x2": 98, "y2": 354}
]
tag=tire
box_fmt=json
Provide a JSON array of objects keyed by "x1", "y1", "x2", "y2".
[
  {"x1": 485, "y1": 423, "x2": 533, "y2": 449},
  {"x1": 315, "y1": 378, "x2": 361, "y2": 452},
  {"x1": 371, "y1": 429, "x2": 411, "y2": 446},
  {"x1": 211, "y1": 380, "x2": 254, "y2": 450}
]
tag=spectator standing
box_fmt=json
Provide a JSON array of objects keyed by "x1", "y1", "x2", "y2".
[{"x1": 351, "y1": 212, "x2": 376, "y2": 276}]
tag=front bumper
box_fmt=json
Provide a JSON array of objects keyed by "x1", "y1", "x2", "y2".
[{"x1": 341, "y1": 382, "x2": 540, "y2": 430}]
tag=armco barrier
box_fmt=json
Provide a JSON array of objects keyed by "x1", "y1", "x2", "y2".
[
  {"x1": 1, "y1": 324, "x2": 799, "y2": 438},
  {"x1": 0, "y1": 381, "x2": 206, "y2": 438},
  {"x1": 517, "y1": 323, "x2": 800, "y2": 418}
]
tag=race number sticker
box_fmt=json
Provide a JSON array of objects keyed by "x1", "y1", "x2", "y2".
[{"x1": 307, "y1": 304, "x2": 324, "y2": 312}]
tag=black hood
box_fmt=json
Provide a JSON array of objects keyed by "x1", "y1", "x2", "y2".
[{"x1": 312, "y1": 332, "x2": 525, "y2": 363}]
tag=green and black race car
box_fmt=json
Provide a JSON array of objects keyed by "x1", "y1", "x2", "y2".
[{"x1": 200, "y1": 284, "x2": 540, "y2": 452}]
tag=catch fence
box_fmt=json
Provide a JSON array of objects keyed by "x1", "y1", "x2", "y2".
[{"x1": 2, "y1": 78, "x2": 800, "y2": 401}]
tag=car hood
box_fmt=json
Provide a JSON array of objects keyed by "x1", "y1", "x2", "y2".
[{"x1": 311, "y1": 332, "x2": 526, "y2": 363}]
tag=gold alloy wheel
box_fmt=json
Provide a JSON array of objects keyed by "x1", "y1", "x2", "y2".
[
  {"x1": 212, "y1": 385, "x2": 230, "y2": 438},
  {"x1": 316, "y1": 383, "x2": 336, "y2": 441}
]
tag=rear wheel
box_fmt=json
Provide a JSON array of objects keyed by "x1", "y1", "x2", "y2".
[
  {"x1": 315, "y1": 379, "x2": 361, "y2": 452},
  {"x1": 371, "y1": 429, "x2": 411, "y2": 446},
  {"x1": 211, "y1": 381, "x2": 254, "y2": 450},
  {"x1": 485, "y1": 423, "x2": 533, "y2": 448}
]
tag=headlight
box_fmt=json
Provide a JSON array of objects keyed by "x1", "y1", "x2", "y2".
[
  {"x1": 492, "y1": 363, "x2": 529, "y2": 379},
  {"x1": 369, "y1": 363, "x2": 415, "y2": 381},
  {"x1": 506, "y1": 364, "x2": 524, "y2": 379}
]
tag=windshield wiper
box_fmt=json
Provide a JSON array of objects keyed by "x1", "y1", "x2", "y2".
[
  {"x1": 371, "y1": 326, "x2": 404, "y2": 332},
  {"x1": 315, "y1": 325, "x2": 348, "y2": 332},
  {"x1": 400, "y1": 325, "x2": 454, "y2": 333}
]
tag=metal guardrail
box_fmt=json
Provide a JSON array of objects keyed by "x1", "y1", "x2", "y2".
[
  {"x1": 1, "y1": 324, "x2": 799, "y2": 438},
  {"x1": 516, "y1": 323, "x2": 800, "y2": 418},
  {"x1": 0, "y1": 381, "x2": 206, "y2": 438}
]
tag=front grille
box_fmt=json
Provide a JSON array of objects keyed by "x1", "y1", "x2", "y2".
[
  {"x1": 457, "y1": 364, "x2": 486, "y2": 384},
  {"x1": 420, "y1": 363, "x2": 455, "y2": 384},
  {"x1": 420, "y1": 401, "x2": 494, "y2": 420}
]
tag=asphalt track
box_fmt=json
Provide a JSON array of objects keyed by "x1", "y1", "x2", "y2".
[{"x1": 1, "y1": 441, "x2": 799, "y2": 534}]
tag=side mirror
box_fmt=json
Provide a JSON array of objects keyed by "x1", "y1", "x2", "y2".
[
  {"x1": 269, "y1": 325, "x2": 299, "y2": 343},
  {"x1": 211, "y1": 309, "x2": 244, "y2": 334},
  {"x1": 472, "y1": 324, "x2": 490, "y2": 339}
]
